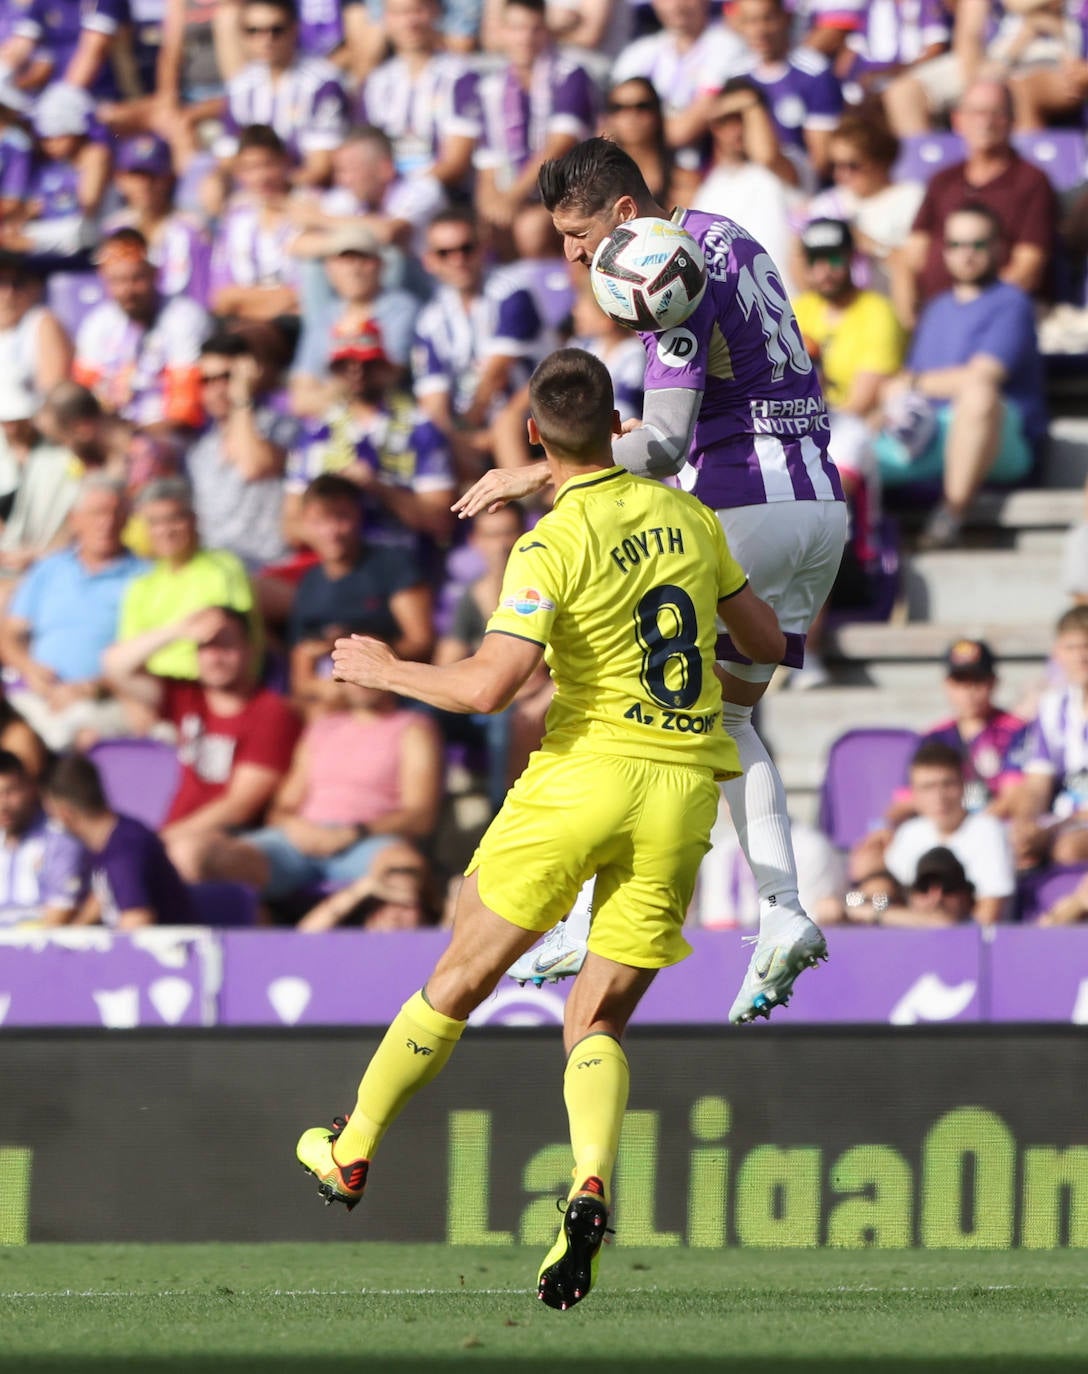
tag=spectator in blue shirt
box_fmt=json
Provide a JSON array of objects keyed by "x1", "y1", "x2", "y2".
[
  {"x1": 874, "y1": 203, "x2": 1045, "y2": 550},
  {"x1": 0, "y1": 475, "x2": 147, "y2": 750}
]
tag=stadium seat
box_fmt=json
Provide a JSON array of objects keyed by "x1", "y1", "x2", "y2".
[
  {"x1": 1015, "y1": 863, "x2": 1088, "y2": 923},
  {"x1": 892, "y1": 133, "x2": 962, "y2": 184},
  {"x1": 1011, "y1": 130, "x2": 1087, "y2": 193},
  {"x1": 46, "y1": 271, "x2": 106, "y2": 338},
  {"x1": 188, "y1": 880, "x2": 260, "y2": 927},
  {"x1": 89, "y1": 738, "x2": 180, "y2": 830},
  {"x1": 818, "y1": 727, "x2": 920, "y2": 850}
]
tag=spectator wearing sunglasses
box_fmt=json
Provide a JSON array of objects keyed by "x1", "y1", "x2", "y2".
[
  {"x1": 600, "y1": 77, "x2": 701, "y2": 208},
  {"x1": 874, "y1": 202, "x2": 1045, "y2": 550},
  {"x1": 412, "y1": 209, "x2": 549, "y2": 482},
  {"x1": 211, "y1": 0, "x2": 349, "y2": 199}
]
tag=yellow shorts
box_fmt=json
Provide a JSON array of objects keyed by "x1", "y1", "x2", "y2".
[{"x1": 466, "y1": 748, "x2": 719, "y2": 969}]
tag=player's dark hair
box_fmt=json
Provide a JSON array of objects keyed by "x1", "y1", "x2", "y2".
[
  {"x1": 539, "y1": 138, "x2": 653, "y2": 216},
  {"x1": 1057, "y1": 605, "x2": 1088, "y2": 636},
  {"x1": 237, "y1": 124, "x2": 288, "y2": 158},
  {"x1": 43, "y1": 753, "x2": 109, "y2": 815},
  {"x1": 0, "y1": 749, "x2": 27, "y2": 780},
  {"x1": 242, "y1": 0, "x2": 297, "y2": 18},
  {"x1": 200, "y1": 331, "x2": 253, "y2": 360},
  {"x1": 529, "y1": 348, "x2": 616, "y2": 462},
  {"x1": 302, "y1": 472, "x2": 363, "y2": 509},
  {"x1": 909, "y1": 740, "x2": 964, "y2": 775},
  {"x1": 427, "y1": 207, "x2": 478, "y2": 238}
]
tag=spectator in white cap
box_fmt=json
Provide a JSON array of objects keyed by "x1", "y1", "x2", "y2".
[
  {"x1": 0, "y1": 380, "x2": 82, "y2": 597},
  {"x1": 104, "y1": 135, "x2": 212, "y2": 309},
  {"x1": 0, "y1": 252, "x2": 72, "y2": 408},
  {"x1": 289, "y1": 225, "x2": 420, "y2": 419},
  {"x1": 0, "y1": 85, "x2": 108, "y2": 259}
]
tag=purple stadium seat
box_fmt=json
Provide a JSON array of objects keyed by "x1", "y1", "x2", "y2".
[
  {"x1": 188, "y1": 880, "x2": 260, "y2": 927},
  {"x1": 1015, "y1": 864, "x2": 1088, "y2": 923},
  {"x1": 892, "y1": 133, "x2": 962, "y2": 184},
  {"x1": 818, "y1": 727, "x2": 920, "y2": 850},
  {"x1": 89, "y1": 738, "x2": 180, "y2": 831},
  {"x1": 46, "y1": 271, "x2": 106, "y2": 338},
  {"x1": 1011, "y1": 130, "x2": 1087, "y2": 192}
]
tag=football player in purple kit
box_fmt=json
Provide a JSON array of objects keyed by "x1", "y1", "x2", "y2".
[{"x1": 456, "y1": 137, "x2": 847, "y2": 1023}]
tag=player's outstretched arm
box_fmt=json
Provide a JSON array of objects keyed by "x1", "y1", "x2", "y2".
[
  {"x1": 332, "y1": 631, "x2": 544, "y2": 715},
  {"x1": 718, "y1": 585, "x2": 786, "y2": 666},
  {"x1": 452, "y1": 464, "x2": 551, "y2": 520}
]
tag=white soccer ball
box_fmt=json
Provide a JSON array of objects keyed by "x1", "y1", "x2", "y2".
[{"x1": 590, "y1": 217, "x2": 707, "y2": 333}]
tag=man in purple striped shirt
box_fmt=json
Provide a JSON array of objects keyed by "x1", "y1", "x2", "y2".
[{"x1": 458, "y1": 138, "x2": 847, "y2": 1024}]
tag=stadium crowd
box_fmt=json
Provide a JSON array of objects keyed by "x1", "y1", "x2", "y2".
[{"x1": 0, "y1": 0, "x2": 1087, "y2": 932}]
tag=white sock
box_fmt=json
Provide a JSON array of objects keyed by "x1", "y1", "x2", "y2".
[
  {"x1": 720, "y1": 701, "x2": 807, "y2": 939},
  {"x1": 562, "y1": 878, "x2": 595, "y2": 944}
]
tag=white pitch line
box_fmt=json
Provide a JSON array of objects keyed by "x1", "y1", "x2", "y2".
[{"x1": 3, "y1": 1283, "x2": 1084, "y2": 1300}]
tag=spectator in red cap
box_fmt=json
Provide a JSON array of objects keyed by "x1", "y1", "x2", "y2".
[
  {"x1": 284, "y1": 318, "x2": 454, "y2": 570},
  {"x1": 289, "y1": 223, "x2": 420, "y2": 419}
]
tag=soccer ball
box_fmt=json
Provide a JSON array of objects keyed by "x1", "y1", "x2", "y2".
[{"x1": 590, "y1": 217, "x2": 707, "y2": 332}]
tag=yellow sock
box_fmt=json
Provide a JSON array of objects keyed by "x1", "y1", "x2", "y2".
[
  {"x1": 563, "y1": 1033, "x2": 630, "y2": 1206},
  {"x1": 334, "y1": 990, "x2": 465, "y2": 1163}
]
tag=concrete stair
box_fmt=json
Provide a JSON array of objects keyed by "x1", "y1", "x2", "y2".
[{"x1": 765, "y1": 421, "x2": 1087, "y2": 827}]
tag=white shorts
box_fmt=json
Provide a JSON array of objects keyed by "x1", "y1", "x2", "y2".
[{"x1": 716, "y1": 500, "x2": 848, "y2": 683}]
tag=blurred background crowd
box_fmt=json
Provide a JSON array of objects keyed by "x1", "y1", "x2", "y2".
[{"x1": 1, "y1": 0, "x2": 1088, "y2": 935}]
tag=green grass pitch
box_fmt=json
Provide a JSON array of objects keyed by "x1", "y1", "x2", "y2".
[{"x1": 3, "y1": 1245, "x2": 1086, "y2": 1373}]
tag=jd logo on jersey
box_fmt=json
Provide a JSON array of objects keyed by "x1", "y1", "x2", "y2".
[{"x1": 656, "y1": 327, "x2": 697, "y2": 368}]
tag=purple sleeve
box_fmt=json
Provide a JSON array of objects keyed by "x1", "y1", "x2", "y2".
[
  {"x1": 407, "y1": 421, "x2": 455, "y2": 489},
  {"x1": 493, "y1": 288, "x2": 541, "y2": 347},
  {"x1": 1024, "y1": 719, "x2": 1056, "y2": 772},
  {"x1": 919, "y1": 0, "x2": 952, "y2": 41},
  {"x1": 301, "y1": 76, "x2": 349, "y2": 153},
  {"x1": 973, "y1": 290, "x2": 1037, "y2": 377},
  {"x1": 103, "y1": 830, "x2": 158, "y2": 912},
  {"x1": 38, "y1": 828, "x2": 85, "y2": 910},
  {"x1": 285, "y1": 421, "x2": 329, "y2": 491},
  {"x1": 0, "y1": 136, "x2": 31, "y2": 201},
  {"x1": 550, "y1": 64, "x2": 597, "y2": 134},
  {"x1": 411, "y1": 321, "x2": 450, "y2": 393},
  {"x1": 640, "y1": 294, "x2": 714, "y2": 394},
  {"x1": 805, "y1": 67, "x2": 845, "y2": 124},
  {"x1": 449, "y1": 67, "x2": 482, "y2": 139}
]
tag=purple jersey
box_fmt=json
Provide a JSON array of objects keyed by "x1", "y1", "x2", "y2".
[
  {"x1": 12, "y1": 0, "x2": 126, "y2": 97},
  {"x1": 0, "y1": 810, "x2": 83, "y2": 925},
  {"x1": 474, "y1": 53, "x2": 596, "y2": 184},
  {"x1": 922, "y1": 709, "x2": 1028, "y2": 810},
  {"x1": 83, "y1": 813, "x2": 194, "y2": 927},
  {"x1": 360, "y1": 54, "x2": 481, "y2": 177},
  {"x1": 412, "y1": 276, "x2": 547, "y2": 420},
  {"x1": 745, "y1": 51, "x2": 844, "y2": 155},
  {"x1": 640, "y1": 209, "x2": 844, "y2": 509},
  {"x1": 846, "y1": 0, "x2": 951, "y2": 73},
  {"x1": 1024, "y1": 686, "x2": 1088, "y2": 817},
  {"x1": 287, "y1": 397, "x2": 454, "y2": 557},
  {"x1": 0, "y1": 126, "x2": 32, "y2": 203},
  {"x1": 218, "y1": 56, "x2": 348, "y2": 163},
  {"x1": 209, "y1": 203, "x2": 300, "y2": 296}
]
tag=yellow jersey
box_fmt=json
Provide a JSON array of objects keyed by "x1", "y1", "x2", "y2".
[
  {"x1": 485, "y1": 466, "x2": 747, "y2": 778},
  {"x1": 793, "y1": 289, "x2": 905, "y2": 410}
]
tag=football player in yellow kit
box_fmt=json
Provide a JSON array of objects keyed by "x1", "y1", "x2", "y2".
[{"x1": 296, "y1": 347, "x2": 784, "y2": 1310}]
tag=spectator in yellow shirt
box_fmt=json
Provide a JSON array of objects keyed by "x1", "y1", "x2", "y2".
[{"x1": 116, "y1": 477, "x2": 257, "y2": 681}]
